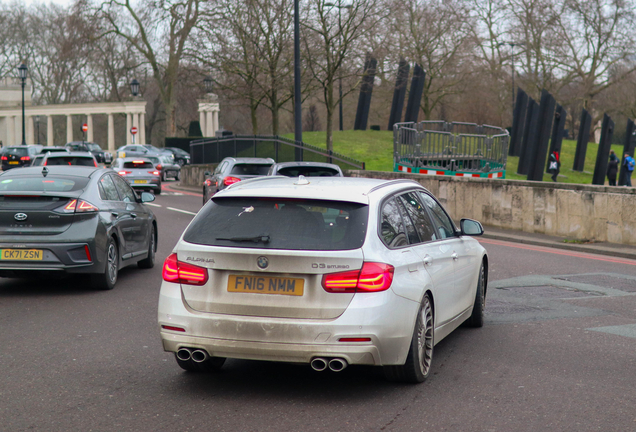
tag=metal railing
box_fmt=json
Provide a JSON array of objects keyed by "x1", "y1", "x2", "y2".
[
  {"x1": 393, "y1": 121, "x2": 509, "y2": 172},
  {"x1": 189, "y1": 135, "x2": 365, "y2": 170}
]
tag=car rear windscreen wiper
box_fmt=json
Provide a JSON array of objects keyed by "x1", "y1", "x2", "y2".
[{"x1": 216, "y1": 234, "x2": 270, "y2": 243}]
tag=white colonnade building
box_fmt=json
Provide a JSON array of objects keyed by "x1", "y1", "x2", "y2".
[
  {"x1": 198, "y1": 93, "x2": 220, "y2": 137},
  {"x1": 0, "y1": 78, "x2": 146, "y2": 151}
]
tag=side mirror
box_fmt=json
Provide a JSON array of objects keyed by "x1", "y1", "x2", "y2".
[
  {"x1": 204, "y1": 171, "x2": 211, "y2": 176},
  {"x1": 460, "y1": 219, "x2": 484, "y2": 236},
  {"x1": 140, "y1": 191, "x2": 156, "y2": 203}
]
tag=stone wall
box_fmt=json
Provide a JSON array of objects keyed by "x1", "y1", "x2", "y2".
[
  {"x1": 347, "y1": 170, "x2": 636, "y2": 245},
  {"x1": 180, "y1": 164, "x2": 217, "y2": 189}
]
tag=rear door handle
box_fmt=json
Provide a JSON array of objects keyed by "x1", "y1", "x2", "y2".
[
  {"x1": 423, "y1": 255, "x2": 433, "y2": 266},
  {"x1": 111, "y1": 212, "x2": 119, "y2": 218},
  {"x1": 130, "y1": 213, "x2": 137, "y2": 219},
  {"x1": 451, "y1": 252, "x2": 458, "y2": 261}
]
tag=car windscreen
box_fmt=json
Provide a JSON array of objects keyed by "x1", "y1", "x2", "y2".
[
  {"x1": 5, "y1": 147, "x2": 28, "y2": 157},
  {"x1": 0, "y1": 175, "x2": 89, "y2": 192},
  {"x1": 230, "y1": 164, "x2": 272, "y2": 175},
  {"x1": 123, "y1": 161, "x2": 154, "y2": 169},
  {"x1": 146, "y1": 157, "x2": 161, "y2": 165},
  {"x1": 277, "y1": 166, "x2": 340, "y2": 177},
  {"x1": 45, "y1": 157, "x2": 95, "y2": 166},
  {"x1": 184, "y1": 197, "x2": 369, "y2": 251}
]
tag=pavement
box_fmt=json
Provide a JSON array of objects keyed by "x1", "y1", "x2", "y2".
[{"x1": 167, "y1": 181, "x2": 636, "y2": 261}]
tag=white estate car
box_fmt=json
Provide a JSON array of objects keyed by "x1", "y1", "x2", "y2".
[{"x1": 158, "y1": 177, "x2": 488, "y2": 383}]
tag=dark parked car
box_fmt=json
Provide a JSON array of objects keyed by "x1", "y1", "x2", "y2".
[
  {"x1": 202, "y1": 157, "x2": 274, "y2": 205},
  {"x1": 1, "y1": 145, "x2": 43, "y2": 170},
  {"x1": 161, "y1": 147, "x2": 191, "y2": 166},
  {"x1": 65, "y1": 142, "x2": 112, "y2": 164},
  {"x1": 267, "y1": 161, "x2": 344, "y2": 177},
  {"x1": 112, "y1": 157, "x2": 162, "y2": 195},
  {"x1": 42, "y1": 152, "x2": 98, "y2": 167},
  {"x1": 0, "y1": 165, "x2": 157, "y2": 290}
]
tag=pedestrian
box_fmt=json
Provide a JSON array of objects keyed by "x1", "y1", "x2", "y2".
[
  {"x1": 607, "y1": 150, "x2": 619, "y2": 186},
  {"x1": 548, "y1": 150, "x2": 561, "y2": 182},
  {"x1": 624, "y1": 152, "x2": 635, "y2": 186}
]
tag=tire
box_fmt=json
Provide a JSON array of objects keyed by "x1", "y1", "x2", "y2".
[
  {"x1": 92, "y1": 237, "x2": 118, "y2": 290},
  {"x1": 384, "y1": 294, "x2": 434, "y2": 383},
  {"x1": 175, "y1": 353, "x2": 226, "y2": 373},
  {"x1": 465, "y1": 263, "x2": 486, "y2": 328},
  {"x1": 155, "y1": 185, "x2": 161, "y2": 195},
  {"x1": 161, "y1": 171, "x2": 166, "y2": 182},
  {"x1": 175, "y1": 170, "x2": 180, "y2": 181},
  {"x1": 138, "y1": 226, "x2": 156, "y2": 269}
]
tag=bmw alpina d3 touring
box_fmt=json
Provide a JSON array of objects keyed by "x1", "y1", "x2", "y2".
[
  {"x1": 158, "y1": 176, "x2": 487, "y2": 382},
  {"x1": 0, "y1": 166, "x2": 158, "y2": 290}
]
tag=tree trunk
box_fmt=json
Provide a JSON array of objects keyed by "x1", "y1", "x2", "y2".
[{"x1": 250, "y1": 101, "x2": 259, "y2": 135}]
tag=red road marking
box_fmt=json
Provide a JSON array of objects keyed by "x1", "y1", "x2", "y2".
[
  {"x1": 162, "y1": 184, "x2": 203, "y2": 197},
  {"x1": 479, "y1": 238, "x2": 636, "y2": 266}
]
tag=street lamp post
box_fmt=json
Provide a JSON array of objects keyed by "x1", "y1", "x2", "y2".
[
  {"x1": 204, "y1": 75, "x2": 213, "y2": 94},
  {"x1": 18, "y1": 63, "x2": 28, "y2": 146},
  {"x1": 130, "y1": 78, "x2": 140, "y2": 97},
  {"x1": 294, "y1": 0, "x2": 302, "y2": 154},
  {"x1": 325, "y1": 1, "x2": 352, "y2": 131}
]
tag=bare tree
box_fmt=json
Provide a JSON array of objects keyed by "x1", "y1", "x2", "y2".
[
  {"x1": 98, "y1": 0, "x2": 201, "y2": 137},
  {"x1": 302, "y1": 0, "x2": 383, "y2": 151}
]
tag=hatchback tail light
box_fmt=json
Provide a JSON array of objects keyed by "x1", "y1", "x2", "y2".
[
  {"x1": 322, "y1": 262, "x2": 394, "y2": 293},
  {"x1": 156, "y1": 164, "x2": 162, "y2": 170},
  {"x1": 118, "y1": 171, "x2": 131, "y2": 176},
  {"x1": 149, "y1": 170, "x2": 160, "y2": 176},
  {"x1": 162, "y1": 253, "x2": 209, "y2": 286},
  {"x1": 223, "y1": 176, "x2": 241, "y2": 186},
  {"x1": 21, "y1": 156, "x2": 30, "y2": 161},
  {"x1": 1, "y1": 156, "x2": 7, "y2": 161},
  {"x1": 56, "y1": 199, "x2": 99, "y2": 214}
]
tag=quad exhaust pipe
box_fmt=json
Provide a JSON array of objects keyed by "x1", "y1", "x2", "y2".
[
  {"x1": 176, "y1": 347, "x2": 210, "y2": 363},
  {"x1": 310, "y1": 357, "x2": 348, "y2": 372}
]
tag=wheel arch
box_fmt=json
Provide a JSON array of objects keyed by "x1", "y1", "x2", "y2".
[{"x1": 482, "y1": 254, "x2": 489, "y2": 298}]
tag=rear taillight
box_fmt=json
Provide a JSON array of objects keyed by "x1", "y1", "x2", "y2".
[
  {"x1": 156, "y1": 164, "x2": 162, "y2": 170},
  {"x1": 322, "y1": 262, "x2": 394, "y2": 293},
  {"x1": 118, "y1": 171, "x2": 131, "y2": 176},
  {"x1": 204, "y1": 179, "x2": 212, "y2": 187},
  {"x1": 0, "y1": 156, "x2": 6, "y2": 161},
  {"x1": 149, "y1": 171, "x2": 160, "y2": 176},
  {"x1": 162, "y1": 253, "x2": 209, "y2": 286},
  {"x1": 56, "y1": 199, "x2": 99, "y2": 213},
  {"x1": 20, "y1": 156, "x2": 30, "y2": 161},
  {"x1": 223, "y1": 176, "x2": 241, "y2": 186}
]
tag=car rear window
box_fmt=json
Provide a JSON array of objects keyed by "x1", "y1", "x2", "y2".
[
  {"x1": 5, "y1": 147, "x2": 28, "y2": 157},
  {"x1": 184, "y1": 197, "x2": 369, "y2": 250},
  {"x1": 277, "y1": 166, "x2": 340, "y2": 177},
  {"x1": 45, "y1": 157, "x2": 96, "y2": 166},
  {"x1": 0, "y1": 176, "x2": 89, "y2": 192},
  {"x1": 123, "y1": 161, "x2": 154, "y2": 169},
  {"x1": 230, "y1": 164, "x2": 271, "y2": 175}
]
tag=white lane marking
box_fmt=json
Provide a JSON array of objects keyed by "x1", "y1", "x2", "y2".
[
  {"x1": 146, "y1": 203, "x2": 162, "y2": 207},
  {"x1": 167, "y1": 207, "x2": 197, "y2": 216}
]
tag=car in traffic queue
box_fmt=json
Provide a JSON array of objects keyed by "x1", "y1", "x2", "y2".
[
  {"x1": 145, "y1": 155, "x2": 181, "y2": 182},
  {"x1": 202, "y1": 157, "x2": 274, "y2": 205},
  {"x1": 1, "y1": 145, "x2": 43, "y2": 170},
  {"x1": 41, "y1": 152, "x2": 99, "y2": 167},
  {"x1": 115, "y1": 144, "x2": 162, "y2": 159},
  {"x1": 111, "y1": 157, "x2": 162, "y2": 195},
  {"x1": 158, "y1": 176, "x2": 488, "y2": 382},
  {"x1": 65, "y1": 142, "x2": 112, "y2": 164},
  {"x1": 0, "y1": 165, "x2": 157, "y2": 290},
  {"x1": 161, "y1": 147, "x2": 191, "y2": 166},
  {"x1": 267, "y1": 161, "x2": 344, "y2": 177}
]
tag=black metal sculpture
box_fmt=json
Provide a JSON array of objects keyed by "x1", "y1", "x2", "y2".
[
  {"x1": 509, "y1": 88, "x2": 528, "y2": 157},
  {"x1": 388, "y1": 60, "x2": 410, "y2": 130},
  {"x1": 592, "y1": 114, "x2": 614, "y2": 185},
  {"x1": 404, "y1": 64, "x2": 426, "y2": 123},
  {"x1": 527, "y1": 89, "x2": 556, "y2": 181},
  {"x1": 573, "y1": 109, "x2": 592, "y2": 172},
  {"x1": 354, "y1": 57, "x2": 377, "y2": 131},
  {"x1": 619, "y1": 119, "x2": 636, "y2": 186}
]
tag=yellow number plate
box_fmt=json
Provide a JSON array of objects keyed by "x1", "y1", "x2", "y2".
[
  {"x1": 9, "y1": 161, "x2": 19, "y2": 165},
  {"x1": 0, "y1": 249, "x2": 43, "y2": 260},
  {"x1": 228, "y1": 275, "x2": 304, "y2": 296},
  {"x1": 133, "y1": 180, "x2": 148, "y2": 184}
]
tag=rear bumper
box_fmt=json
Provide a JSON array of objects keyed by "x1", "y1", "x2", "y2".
[
  {"x1": 0, "y1": 241, "x2": 105, "y2": 276},
  {"x1": 158, "y1": 281, "x2": 419, "y2": 366}
]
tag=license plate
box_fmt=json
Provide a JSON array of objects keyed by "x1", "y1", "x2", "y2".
[
  {"x1": 133, "y1": 180, "x2": 148, "y2": 184},
  {"x1": 228, "y1": 275, "x2": 304, "y2": 296},
  {"x1": 9, "y1": 161, "x2": 19, "y2": 165},
  {"x1": 0, "y1": 249, "x2": 43, "y2": 260}
]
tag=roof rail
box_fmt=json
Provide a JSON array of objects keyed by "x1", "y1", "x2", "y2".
[{"x1": 366, "y1": 179, "x2": 421, "y2": 195}]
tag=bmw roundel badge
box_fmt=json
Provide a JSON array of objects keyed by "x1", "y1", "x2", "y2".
[
  {"x1": 14, "y1": 213, "x2": 28, "y2": 221},
  {"x1": 257, "y1": 256, "x2": 269, "y2": 269}
]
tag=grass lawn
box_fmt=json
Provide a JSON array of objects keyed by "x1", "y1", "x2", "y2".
[{"x1": 285, "y1": 130, "x2": 625, "y2": 185}]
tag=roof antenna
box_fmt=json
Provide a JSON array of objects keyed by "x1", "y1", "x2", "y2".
[{"x1": 42, "y1": 167, "x2": 48, "y2": 177}]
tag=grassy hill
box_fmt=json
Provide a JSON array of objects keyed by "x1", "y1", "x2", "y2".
[{"x1": 285, "y1": 130, "x2": 626, "y2": 185}]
